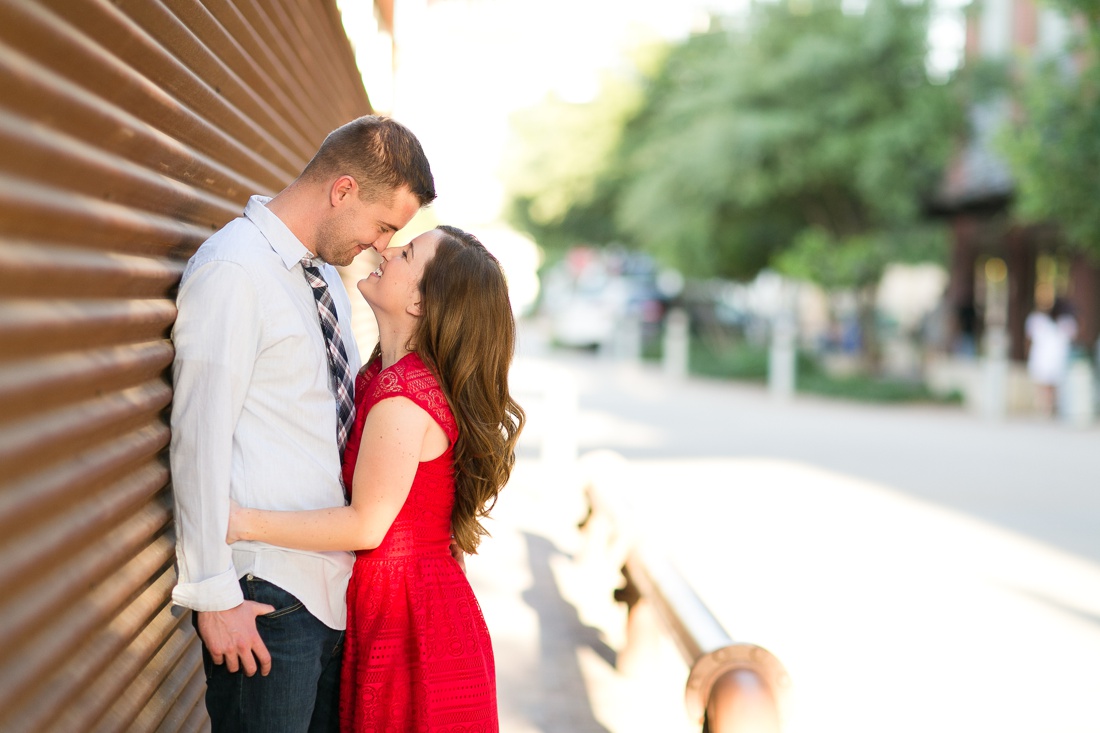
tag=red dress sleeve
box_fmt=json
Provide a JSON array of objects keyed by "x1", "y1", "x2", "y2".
[{"x1": 340, "y1": 353, "x2": 457, "y2": 494}]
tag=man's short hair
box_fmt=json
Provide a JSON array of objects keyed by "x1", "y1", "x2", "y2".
[{"x1": 301, "y1": 116, "x2": 436, "y2": 206}]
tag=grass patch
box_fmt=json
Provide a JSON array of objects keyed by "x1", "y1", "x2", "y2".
[
  {"x1": 797, "y1": 373, "x2": 961, "y2": 404},
  {"x1": 688, "y1": 338, "x2": 961, "y2": 404},
  {"x1": 690, "y1": 340, "x2": 817, "y2": 382}
]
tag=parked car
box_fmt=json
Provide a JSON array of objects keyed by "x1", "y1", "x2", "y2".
[{"x1": 541, "y1": 248, "x2": 667, "y2": 350}]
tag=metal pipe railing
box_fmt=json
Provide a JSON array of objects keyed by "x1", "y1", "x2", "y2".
[{"x1": 580, "y1": 451, "x2": 791, "y2": 733}]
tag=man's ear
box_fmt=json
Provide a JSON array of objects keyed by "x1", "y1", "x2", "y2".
[
  {"x1": 406, "y1": 300, "x2": 423, "y2": 318},
  {"x1": 330, "y1": 175, "x2": 358, "y2": 206}
]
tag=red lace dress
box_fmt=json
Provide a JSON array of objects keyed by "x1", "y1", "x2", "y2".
[{"x1": 338, "y1": 353, "x2": 498, "y2": 732}]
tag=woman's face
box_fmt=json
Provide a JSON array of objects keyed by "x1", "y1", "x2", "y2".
[{"x1": 357, "y1": 228, "x2": 442, "y2": 316}]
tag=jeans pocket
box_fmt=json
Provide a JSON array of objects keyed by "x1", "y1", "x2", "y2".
[
  {"x1": 262, "y1": 601, "x2": 304, "y2": 619},
  {"x1": 242, "y1": 576, "x2": 305, "y2": 619}
]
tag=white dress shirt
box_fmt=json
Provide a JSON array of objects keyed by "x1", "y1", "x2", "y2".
[{"x1": 170, "y1": 195, "x2": 360, "y2": 630}]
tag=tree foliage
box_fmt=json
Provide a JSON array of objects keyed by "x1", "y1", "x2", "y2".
[
  {"x1": 998, "y1": 4, "x2": 1100, "y2": 256},
  {"x1": 614, "y1": 0, "x2": 959, "y2": 286},
  {"x1": 501, "y1": 67, "x2": 648, "y2": 256},
  {"x1": 502, "y1": 0, "x2": 960, "y2": 288}
]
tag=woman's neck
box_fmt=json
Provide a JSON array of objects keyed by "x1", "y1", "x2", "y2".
[{"x1": 375, "y1": 320, "x2": 416, "y2": 369}]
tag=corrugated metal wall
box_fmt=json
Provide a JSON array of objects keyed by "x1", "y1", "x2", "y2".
[{"x1": 0, "y1": 1, "x2": 372, "y2": 730}]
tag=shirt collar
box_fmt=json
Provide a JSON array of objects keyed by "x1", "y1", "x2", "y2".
[{"x1": 244, "y1": 195, "x2": 314, "y2": 270}]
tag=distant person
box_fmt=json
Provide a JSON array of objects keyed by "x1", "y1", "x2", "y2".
[
  {"x1": 226, "y1": 225, "x2": 525, "y2": 731},
  {"x1": 170, "y1": 115, "x2": 436, "y2": 732},
  {"x1": 1025, "y1": 296, "x2": 1078, "y2": 416}
]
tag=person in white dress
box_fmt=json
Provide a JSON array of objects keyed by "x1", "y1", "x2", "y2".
[{"x1": 1025, "y1": 297, "x2": 1078, "y2": 416}]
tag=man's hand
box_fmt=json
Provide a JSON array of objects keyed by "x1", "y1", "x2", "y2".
[
  {"x1": 449, "y1": 540, "x2": 466, "y2": 574},
  {"x1": 196, "y1": 601, "x2": 276, "y2": 676}
]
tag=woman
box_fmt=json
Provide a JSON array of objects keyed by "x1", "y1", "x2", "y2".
[
  {"x1": 1025, "y1": 296, "x2": 1078, "y2": 416},
  {"x1": 227, "y1": 225, "x2": 524, "y2": 731}
]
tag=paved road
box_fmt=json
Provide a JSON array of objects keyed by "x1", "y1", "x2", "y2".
[
  {"x1": 485, "y1": 325, "x2": 1100, "y2": 732},
  {"x1": 526, "y1": 343, "x2": 1100, "y2": 565}
]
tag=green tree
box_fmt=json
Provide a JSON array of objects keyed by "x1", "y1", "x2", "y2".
[
  {"x1": 606, "y1": 0, "x2": 960, "y2": 366},
  {"x1": 501, "y1": 67, "x2": 648, "y2": 257},
  {"x1": 998, "y1": 2, "x2": 1100, "y2": 257}
]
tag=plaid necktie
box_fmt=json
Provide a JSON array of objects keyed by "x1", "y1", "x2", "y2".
[{"x1": 301, "y1": 257, "x2": 356, "y2": 457}]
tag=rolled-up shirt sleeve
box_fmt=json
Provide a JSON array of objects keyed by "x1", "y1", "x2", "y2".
[{"x1": 170, "y1": 260, "x2": 260, "y2": 611}]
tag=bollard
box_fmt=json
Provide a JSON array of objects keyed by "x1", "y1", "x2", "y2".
[
  {"x1": 768, "y1": 314, "x2": 795, "y2": 402},
  {"x1": 610, "y1": 314, "x2": 643, "y2": 362},
  {"x1": 663, "y1": 308, "x2": 690, "y2": 379},
  {"x1": 1061, "y1": 357, "x2": 1095, "y2": 428},
  {"x1": 980, "y1": 326, "x2": 1008, "y2": 421}
]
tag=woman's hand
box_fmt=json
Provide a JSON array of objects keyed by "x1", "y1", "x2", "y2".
[
  {"x1": 226, "y1": 498, "x2": 245, "y2": 544},
  {"x1": 449, "y1": 539, "x2": 466, "y2": 574}
]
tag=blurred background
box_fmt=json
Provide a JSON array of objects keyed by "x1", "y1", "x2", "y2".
[
  {"x1": 344, "y1": 0, "x2": 1099, "y2": 424},
  {"x1": 339, "y1": 2, "x2": 1100, "y2": 731},
  {"x1": 2, "y1": 0, "x2": 1098, "y2": 731}
]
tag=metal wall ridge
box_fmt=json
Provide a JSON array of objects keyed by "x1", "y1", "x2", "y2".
[
  {"x1": 0, "y1": 530, "x2": 176, "y2": 701},
  {"x1": 118, "y1": 0, "x2": 320, "y2": 155},
  {"x1": 0, "y1": 5, "x2": 295, "y2": 187},
  {"x1": 27, "y1": 0, "x2": 309, "y2": 174},
  {"x1": 96, "y1": 612, "x2": 199, "y2": 732},
  {"x1": 0, "y1": 342, "x2": 175, "y2": 419},
  {"x1": 0, "y1": 461, "x2": 170, "y2": 594},
  {"x1": 0, "y1": 42, "x2": 269, "y2": 201},
  {"x1": 0, "y1": 505, "x2": 174, "y2": 726},
  {"x1": 0, "y1": 174, "x2": 213, "y2": 256},
  {"x1": 0, "y1": 1, "x2": 374, "y2": 728},
  {"x1": 130, "y1": 643, "x2": 206, "y2": 733},
  {"x1": 0, "y1": 380, "x2": 172, "y2": 480},
  {"x1": 0, "y1": 425, "x2": 170, "y2": 533},
  {"x1": 0, "y1": 109, "x2": 244, "y2": 226},
  {"x1": 163, "y1": 0, "x2": 320, "y2": 141},
  {"x1": 0, "y1": 244, "x2": 184, "y2": 299},
  {"x1": 0, "y1": 299, "x2": 177, "y2": 358},
  {"x1": 4, "y1": 552, "x2": 178, "y2": 733}
]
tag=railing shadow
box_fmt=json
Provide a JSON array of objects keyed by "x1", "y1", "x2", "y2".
[{"x1": 520, "y1": 531, "x2": 614, "y2": 733}]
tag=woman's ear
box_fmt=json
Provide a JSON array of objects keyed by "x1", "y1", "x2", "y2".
[{"x1": 407, "y1": 300, "x2": 423, "y2": 317}]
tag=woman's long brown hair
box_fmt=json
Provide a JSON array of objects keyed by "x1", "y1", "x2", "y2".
[{"x1": 410, "y1": 225, "x2": 525, "y2": 553}]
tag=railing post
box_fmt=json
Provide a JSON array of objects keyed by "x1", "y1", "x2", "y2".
[
  {"x1": 687, "y1": 644, "x2": 787, "y2": 733},
  {"x1": 580, "y1": 451, "x2": 792, "y2": 732}
]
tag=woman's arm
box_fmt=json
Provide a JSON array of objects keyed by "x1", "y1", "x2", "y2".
[{"x1": 228, "y1": 397, "x2": 441, "y2": 551}]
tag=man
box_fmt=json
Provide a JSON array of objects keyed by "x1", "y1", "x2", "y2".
[{"x1": 170, "y1": 116, "x2": 435, "y2": 732}]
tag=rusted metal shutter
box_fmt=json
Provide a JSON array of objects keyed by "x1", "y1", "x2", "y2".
[{"x1": 0, "y1": 1, "x2": 371, "y2": 730}]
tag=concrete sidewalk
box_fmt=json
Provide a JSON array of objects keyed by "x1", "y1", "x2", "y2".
[
  {"x1": 473, "y1": 345, "x2": 1100, "y2": 732},
  {"x1": 468, "y1": 456, "x2": 696, "y2": 733}
]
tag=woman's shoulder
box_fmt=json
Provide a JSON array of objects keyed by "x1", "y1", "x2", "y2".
[
  {"x1": 363, "y1": 352, "x2": 431, "y2": 390},
  {"x1": 366, "y1": 354, "x2": 455, "y2": 436}
]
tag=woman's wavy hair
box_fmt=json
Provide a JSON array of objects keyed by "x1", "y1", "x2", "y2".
[{"x1": 411, "y1": 225, "x2": 525, "y2": 553}]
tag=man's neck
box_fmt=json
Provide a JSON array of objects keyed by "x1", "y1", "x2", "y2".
[{"x1": 265, "y1": 184, "x2": 318, "y2": 256}]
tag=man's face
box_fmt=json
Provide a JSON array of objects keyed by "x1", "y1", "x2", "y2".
[{"x1": 315, "y1": 183, "x2": 421, "y2": 267}]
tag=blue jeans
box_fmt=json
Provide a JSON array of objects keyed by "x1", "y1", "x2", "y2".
[{"x1": 196, "y1": 576, "x2": 344, "y2": 733}]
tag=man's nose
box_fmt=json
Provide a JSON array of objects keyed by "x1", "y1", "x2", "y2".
[{"x1": 371, "y1": 232, "x2": 396, "y2": 253}]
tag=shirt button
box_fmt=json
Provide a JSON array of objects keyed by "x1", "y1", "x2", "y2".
[{"x1": 246, "y1": 573, "x2": 254, "y2": 581}]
